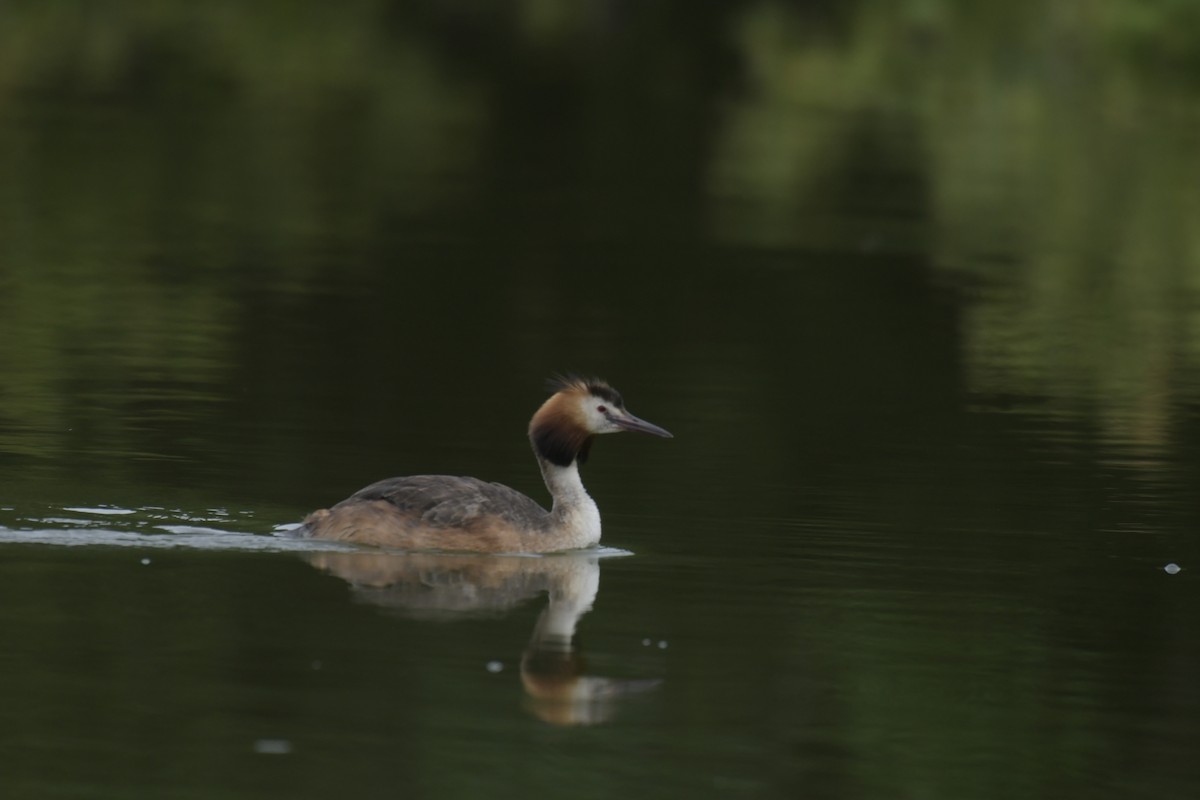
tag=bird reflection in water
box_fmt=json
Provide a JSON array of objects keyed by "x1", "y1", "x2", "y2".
[{"x1": 305, "y1": 551, "x2": 660, "y2": 725}]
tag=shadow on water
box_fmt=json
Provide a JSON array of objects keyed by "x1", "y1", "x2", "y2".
[{"x1": 307, "y1": 550, "x2": 659, "y2": 726}]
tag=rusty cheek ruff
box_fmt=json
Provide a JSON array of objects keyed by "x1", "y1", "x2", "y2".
[{"x1": 528, "y1": 390, "x2": 594, "y2": 467}]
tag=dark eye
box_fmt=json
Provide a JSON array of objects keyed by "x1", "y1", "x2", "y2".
[{"x1": 597, "y1": 405, "x2": 607, "y2": 413}]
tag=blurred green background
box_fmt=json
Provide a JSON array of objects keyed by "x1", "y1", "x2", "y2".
[{"x1": 3, "y1": 0, "x2": 1199, "y2": 505}]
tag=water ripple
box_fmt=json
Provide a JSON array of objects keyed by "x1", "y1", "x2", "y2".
[{"x1": 0, "y1": 505, "x2": 634, "y2": 557}]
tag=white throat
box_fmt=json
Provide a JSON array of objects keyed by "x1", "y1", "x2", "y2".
[{"x1": 540, "y1": 459, "x2": 601, "y2": 548}]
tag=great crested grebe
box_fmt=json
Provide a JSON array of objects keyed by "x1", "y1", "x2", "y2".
[{"x1": 293, "y1": 376, "x2": 672, "y2": 553}]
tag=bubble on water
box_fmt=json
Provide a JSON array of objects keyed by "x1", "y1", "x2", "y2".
[
  {"x1": 253, "y1": 739, "x2": 293, "y2": 755},
  {"x1": 1164, "y1": 563, "x2": 1181, "y2": 575},
  {"x1": 641, "y1": 638, "x2": 652, "y2": 647},
  {"x1": 140, "y1": 558, "x2": 151, "y2": 566},
  {"x1": 657, "y1": 640, "x2": 669, "y2": 649},
  {"x1": 485, "y1": 660, "x2": 504, "y2": 673}
]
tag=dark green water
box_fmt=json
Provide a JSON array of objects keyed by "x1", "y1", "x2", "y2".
[{"x1": 3, "y1": 3, "x2": 1200, "y2": 798}]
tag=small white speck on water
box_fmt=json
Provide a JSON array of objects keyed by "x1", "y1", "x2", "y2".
[
  {"x1": 253, "y1": 739, "x2": 293, "y2": 755},
  {"x1": 657, "y1": 640, "x2": 669, "y2": 649},
  {"x1": 641, "y1": 638, "x2": 652, "y2": 647},
  {"x1": 1164, "y1": 563, "x2": 1181, "y2": 575},
  {"x1": 140, "y1": 558, "x2": 151, "y2": 566},
  {"x1": 485, "y1": 660, "x2": 504, "y2": 673}
]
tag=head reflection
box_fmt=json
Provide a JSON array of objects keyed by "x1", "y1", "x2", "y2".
[{"x1": 305, "y1": 551, "x2": 659, "y2": 725}]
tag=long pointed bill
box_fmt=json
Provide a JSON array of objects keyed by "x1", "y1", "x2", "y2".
[{"x1": 612, "y1": 411, "x2": 673, "y2": 438}]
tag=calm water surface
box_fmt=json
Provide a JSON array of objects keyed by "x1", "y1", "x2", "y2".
[{"x1": 3, "y1": 4, "x2": 1200, "y2": 799}]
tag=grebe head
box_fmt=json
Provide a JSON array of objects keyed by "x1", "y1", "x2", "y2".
[{"x1": 529, "y1": 375, "x2": 672, "y2": 467}]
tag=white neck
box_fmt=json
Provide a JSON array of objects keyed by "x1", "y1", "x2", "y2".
[{"x1": 538, "y1": 458, "x2": 601, "y2": 548}]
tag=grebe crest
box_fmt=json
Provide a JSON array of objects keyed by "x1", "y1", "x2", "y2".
[{"x1": 530, "y1": 375, "x2": 662, "y2": 467}]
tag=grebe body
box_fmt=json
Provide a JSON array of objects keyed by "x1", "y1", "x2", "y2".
[{"x1": 294, "y1": 376, "x2": 671, "y2": 553}]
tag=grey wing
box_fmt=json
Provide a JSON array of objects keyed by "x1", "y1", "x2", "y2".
[{"x1": 347, "y1": 475, "x2": 549, "y2": 529}]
